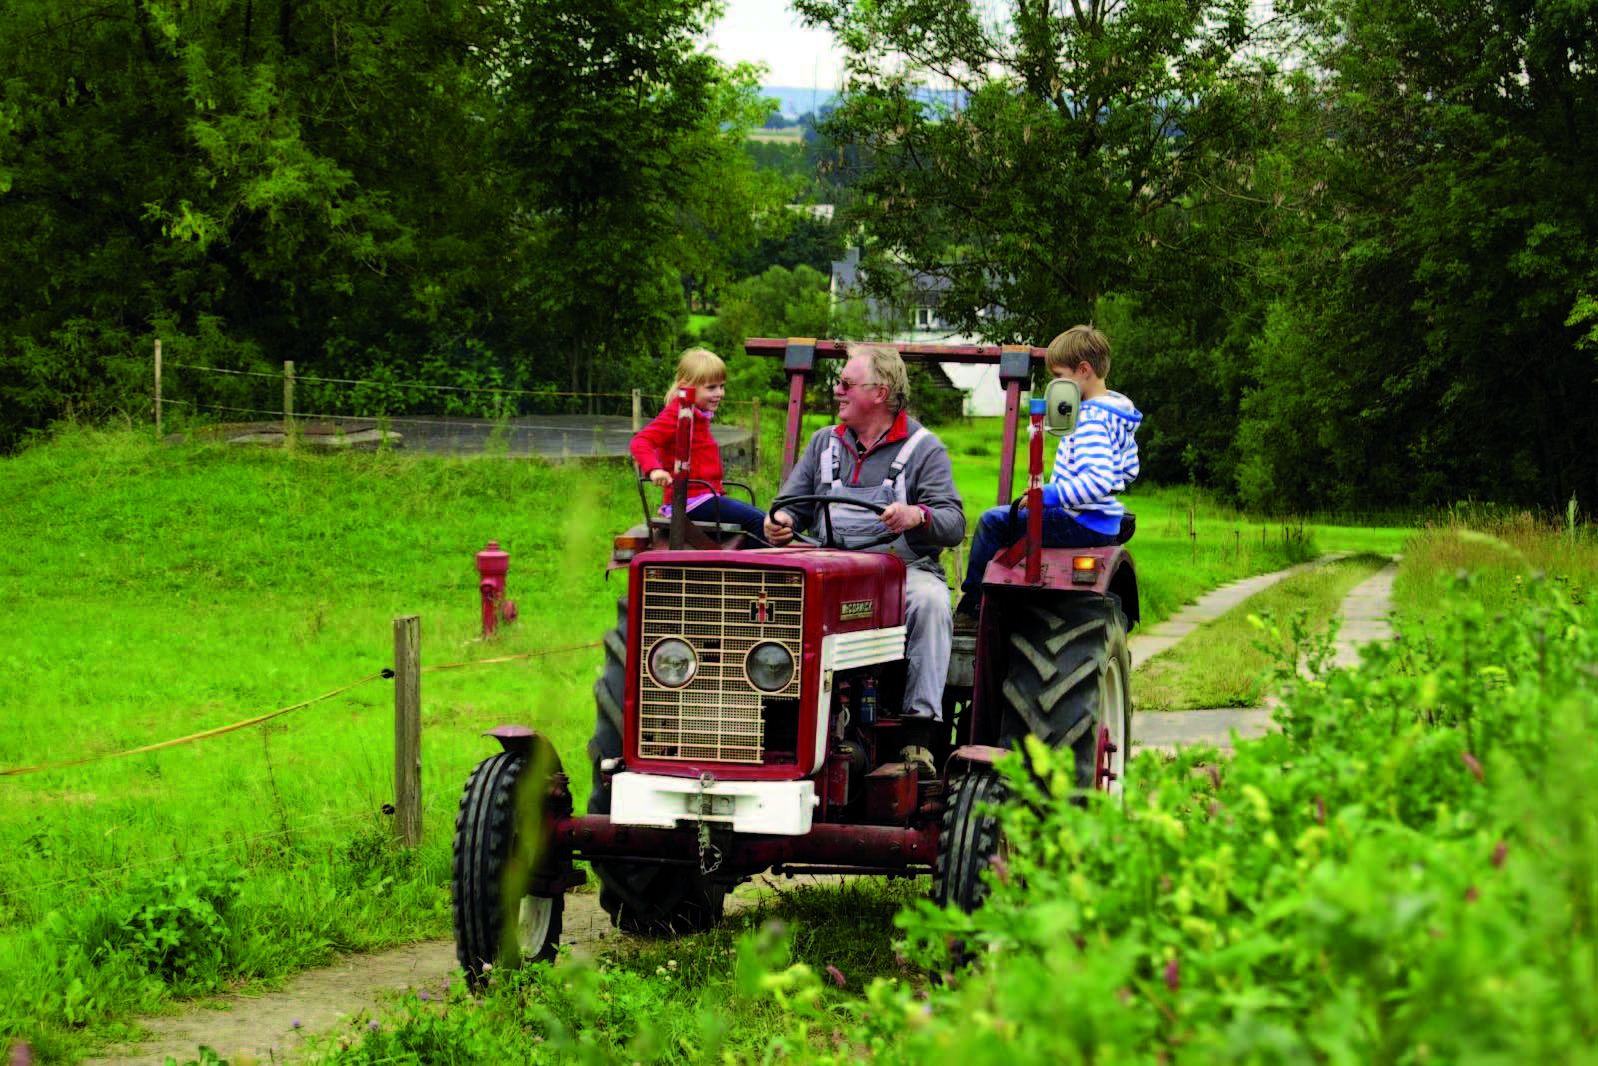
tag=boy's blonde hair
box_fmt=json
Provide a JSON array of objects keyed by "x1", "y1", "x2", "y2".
[
  {"x1": 667, "y1": 347, "x2": 726, "y2": 405},
  {"x1": 1045, "y1": 325, "x2": 1112, "y2": 380}
]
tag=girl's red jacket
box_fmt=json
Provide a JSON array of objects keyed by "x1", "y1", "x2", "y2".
[{"x1": 629, "y1": 399, "x2": 724, "y2": 494}]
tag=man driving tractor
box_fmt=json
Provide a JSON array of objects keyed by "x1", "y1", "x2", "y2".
[{"x1": 762, "y1": 343, "x2": 966, "y2": 769}]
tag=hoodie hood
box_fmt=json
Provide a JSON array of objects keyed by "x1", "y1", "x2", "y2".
[{"x1": 1085, "y1": 390, "x2": 1142, "y2": 426}]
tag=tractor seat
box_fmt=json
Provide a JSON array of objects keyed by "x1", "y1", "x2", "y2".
[
  {"x1": 635, "y1": 469, "x2": 760, "y2": 550},
  {"x1": 646, "y1": 515, "x2": 749, "y2": 545}
]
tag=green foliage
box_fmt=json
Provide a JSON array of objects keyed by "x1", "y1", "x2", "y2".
[
  {"x1": 708, "y1": 264, "x2": 873, "y2": 409},
  {"x1": 0, "y1": 0, "x2": 784, "y2": 451},
  {"x1": 1229, "y1": 0, "x2": 1598, "y2": 511},
  {"x1": 729, "y1": 211, "x2": 849, "y2": 281},
  {"x1": 309, "y1": 568, "x2": 1598, "y2": 1063},
  {"x1": 797, "y1": 0, "x2": 1285, "y2": 342},
  {"x1": 500, "y1": 0, "x2": 776, "y2": 394},
  {"x1": 115, "y1": 863, "x2": 244, "y2": 981}
]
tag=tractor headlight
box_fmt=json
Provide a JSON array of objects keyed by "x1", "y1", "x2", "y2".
[
  {"x1": 647, "y1": 638, "x2": 698, "y2": 688},
  {"x1": 745, "y1": 641, "x2": 795, "y2": 693}
]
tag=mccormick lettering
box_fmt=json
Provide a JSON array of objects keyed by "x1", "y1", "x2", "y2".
[{"x1": 839, "y1": 599, "x2": 873, "y2": 621}]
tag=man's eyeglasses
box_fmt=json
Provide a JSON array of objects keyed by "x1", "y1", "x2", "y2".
[{"x1": 838, "y1": 377, "x2": 880, "y2": 392}]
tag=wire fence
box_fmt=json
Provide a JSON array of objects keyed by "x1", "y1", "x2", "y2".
[
  {"x1": 0, "y1": 631, "x2": 601, "y2": 912},
  {"x1": 150, "y1": 350, "x2": 764, "y2": 469}
]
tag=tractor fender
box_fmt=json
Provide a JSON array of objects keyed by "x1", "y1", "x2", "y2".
[
  {"x1": 484, "y1": 724, "x2": 546, "y2": 755},
  {"x1": 947, "y1": 744, "x2": 1009, "y2": 770}
]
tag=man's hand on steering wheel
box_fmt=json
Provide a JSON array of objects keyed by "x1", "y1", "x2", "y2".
[{"x1": 764, "y1": 509, "x2": 797, "y2": 546}]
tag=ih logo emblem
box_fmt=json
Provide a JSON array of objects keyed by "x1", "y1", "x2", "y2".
[{"x1": 750, "y1": 592, "x2": 772, "y2": 624}]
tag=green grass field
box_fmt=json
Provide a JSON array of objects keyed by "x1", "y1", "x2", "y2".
[{"x1": 0, "y1": 419, "x2": 1419, "y2": 1061}]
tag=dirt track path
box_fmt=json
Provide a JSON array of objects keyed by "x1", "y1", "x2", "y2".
[{"x1": 80, "y1": 891, "x2": 643, "y2": 1066}]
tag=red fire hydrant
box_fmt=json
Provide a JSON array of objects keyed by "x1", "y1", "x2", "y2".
[{"x1": 475, "y1": 540, "x2": 518, "y2": 638}]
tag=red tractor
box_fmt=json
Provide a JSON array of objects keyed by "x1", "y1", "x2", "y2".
[{"x1": 451, "y1": 339, "x2": 1139, "y2": 980}]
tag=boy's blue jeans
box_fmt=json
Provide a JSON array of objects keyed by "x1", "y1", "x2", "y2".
[{"x1": 957, "y1": 504, "x2": 1116, "y2": 611}]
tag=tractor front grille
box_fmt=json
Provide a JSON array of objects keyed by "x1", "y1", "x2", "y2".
[{"x1": 637, "y1": 566, "x2": 804, "y2": 763}]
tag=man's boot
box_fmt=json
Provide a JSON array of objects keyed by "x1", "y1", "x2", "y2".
[{"x1": 897, "y1": 715, "x2": 941, "y2": 778}]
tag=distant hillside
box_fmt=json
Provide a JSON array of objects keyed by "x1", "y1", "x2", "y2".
[
  {"x1": 761, "y1": 86, "x2": 841, "y2": 120},
  {"x1": 760, "y1": 85, "x2": 970, "y2": 121}
]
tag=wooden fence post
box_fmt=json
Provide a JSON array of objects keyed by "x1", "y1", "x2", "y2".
[
  {"x1": 283, "y1": 360, "x2": 295, "y2": 442},
  {"x1": 751, "y1": 398, "x2": 761, "y2": 474},
  {"x1": 154, "y1": 339, "x2": 163, "y2": 434},
  {"x1": 393, "y1": 615, "x2": 422, "y2": 847},
  {"x1": 631, "y1": 388, "x2": 641, "y2": 432}
]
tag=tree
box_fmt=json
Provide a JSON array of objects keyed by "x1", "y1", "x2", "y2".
[
  {"x1": 496, "y1": 0, "x2": 778, "y2": 400},
  {"x1": 729, "y1": 213, "x2": 849, "y2": 279},
  {"x1": 0, "y1": 0, "x2": 519, "y2": 447},
  {"x1": 0, "y1": 0, "x2": 784, "y2": 448},
  {"x1": 1233, "y1": 0, "x2": 1598, "y2": 511},
  {"x1": 792, "y1": 0, "x2": 1289, "y2": 344}
]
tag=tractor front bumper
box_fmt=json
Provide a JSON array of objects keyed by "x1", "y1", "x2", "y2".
[{"x1": 610, "y1": 772, "x2": 818, "y2": 835}]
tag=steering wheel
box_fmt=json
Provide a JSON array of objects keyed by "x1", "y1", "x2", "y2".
[{"x1": 767, "y1": 494, "x2": 905, "y2": 550}]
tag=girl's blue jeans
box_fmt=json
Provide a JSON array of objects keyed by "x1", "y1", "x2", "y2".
[{"x1": 686, "y1": 494, "x2": 769, "y2": 545}]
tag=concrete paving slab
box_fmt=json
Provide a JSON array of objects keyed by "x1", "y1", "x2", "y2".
[
  {"x1": 1128, "y1": 553, "x2": 1350, "y2": 666},
  {"x1": 1130, "y1": 554, "x2": 1399, "y2": 755},
  {"x1": 1331, "y1": 560, "x2": 1400, "y2": 670},
  {"x1": 1134, "y1": 707, "x2": 1275, "y2": 751}
]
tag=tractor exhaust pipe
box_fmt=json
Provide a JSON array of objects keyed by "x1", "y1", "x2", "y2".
[{"x1": 669, "y1": 385, "x2": 695, "y2": 551}]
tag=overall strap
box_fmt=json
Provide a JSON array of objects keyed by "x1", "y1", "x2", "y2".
[
  {"x1": 822, "y1": 433, "x2": 844, "y2": 493},
  {"x1": 885, "y1": 428, "x2": 931, "y2": 504}
]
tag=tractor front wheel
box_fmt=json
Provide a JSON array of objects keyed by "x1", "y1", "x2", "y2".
[
  {"x1": 452, "y1": 740, "x2": 567, "y2": 985},
  {"x1": 932, "y1": 766, "x2": 1007, "y2": 914}
]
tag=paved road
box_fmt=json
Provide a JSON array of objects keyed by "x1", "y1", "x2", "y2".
[
  {"x1": 1131, "y1": 557, "x2": 1399, "y2": 754},
  {"x1": 196, "y1": 414, "x2": 756, "y2": 467}
]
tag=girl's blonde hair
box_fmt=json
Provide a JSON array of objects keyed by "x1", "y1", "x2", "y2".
[{"x1": 666, "y1": 347, "x2": 726, "y2": 405}]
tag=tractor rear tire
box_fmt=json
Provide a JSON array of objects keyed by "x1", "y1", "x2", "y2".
[
  {"x1": 932, "y1": 766, "x2": 1007, "y2": 914},
  {"x1": 588, "y1": 597, "x2": 729, "y2": 936},
  {"x1": 999, "y1": 597, "x2": 1132, "y2": 791},
  {"x1": 453, "y1": 744, "x2": 565, "y2": 986}
]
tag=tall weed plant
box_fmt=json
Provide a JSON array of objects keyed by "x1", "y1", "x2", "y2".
[{"x1": 1398, "y1": 504, "x2": 1595, "y2": 621}]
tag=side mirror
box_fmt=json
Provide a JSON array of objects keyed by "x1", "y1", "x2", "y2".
[{"x1": 1043, "y1": 377, "x2": 1081, "y2": 437}]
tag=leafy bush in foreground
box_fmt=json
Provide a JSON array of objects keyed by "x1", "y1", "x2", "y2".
[{"x1": 886, "y1": 570, "x2": 1598, "y2": 1062}]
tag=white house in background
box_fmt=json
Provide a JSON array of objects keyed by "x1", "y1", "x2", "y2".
[
  {"x1": 830, "y1": 248, "x2": 1009, "y2": 417},
  {"x1": 938, "y1": 362, "x2": 1007, "y2": 417},
  {"x1": 788, "y1": 203, "x2": 836, "y2": 222}
]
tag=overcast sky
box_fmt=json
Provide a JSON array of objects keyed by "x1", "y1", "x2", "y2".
[{"x1": 706, "y1": 0, "x2": 847, "y2": 89}]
